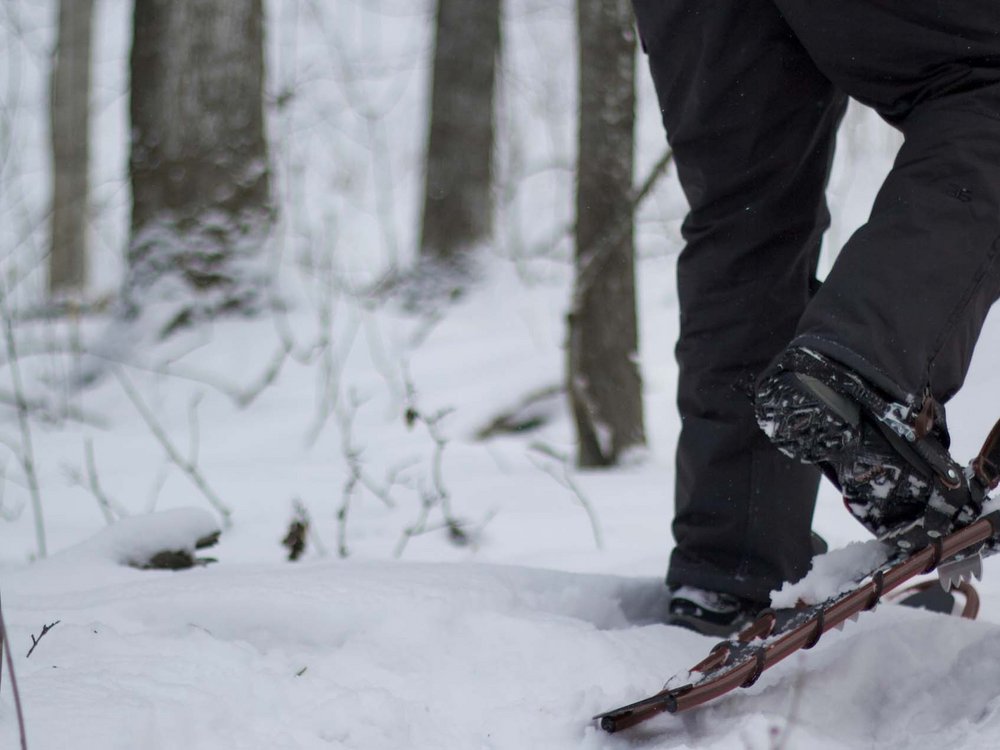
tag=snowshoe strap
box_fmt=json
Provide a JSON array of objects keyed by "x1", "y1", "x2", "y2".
[
  {"x1": 776, "y1": 349, "x2": 964, "y2": 488},
  {"x1": 973, "y1": 416, "x2": 1000, "y2": 491}
]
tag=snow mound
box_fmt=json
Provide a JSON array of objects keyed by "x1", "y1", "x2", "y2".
[
  {"x1": 50, "y1": 508, "x2": 221, "y2": 569},
  {"x1": 5, "y1": 560, "x2": 1000, "y2": 750}
]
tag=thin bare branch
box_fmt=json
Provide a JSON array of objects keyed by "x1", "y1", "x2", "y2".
[
  {"x1": 528, "y1": 442, "x2": 603, "y2": 549},
  {"x1": 187, "y1": 394, "x2": 203, "y2": 466},
  {"x1": 334, "y1": 392, "x2": 401, "y2": 558},
  {"x1": 84, "y1": 438, "x2": 127, "y2": 524},
  {"x1": 112, "y1": 367, "x2": 232, "y2": 528},
  {"x1": 0, "y1": 280, "x2": 46, "y2": 557},
  {"x1": 0, "y1": 589, "x2": 29, "y2": 749},
  {"x1": 0, "y1": 459, "x2": 24, "y2": 522},
  {"x1": 394, "y1": 368, "x2": 475, "y2": 557}
]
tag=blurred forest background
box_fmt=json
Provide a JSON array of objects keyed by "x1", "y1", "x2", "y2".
[{"x1": 0, "y1": 0, "x2": 897, "y2": 563}]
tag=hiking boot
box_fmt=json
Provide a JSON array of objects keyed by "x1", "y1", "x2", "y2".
[
  {"x1": 753, "y1": 347, "x2": 939, "y2": 537},
  {"x1": 667, "y1": 586, "x2": 761, "y2": 637}
]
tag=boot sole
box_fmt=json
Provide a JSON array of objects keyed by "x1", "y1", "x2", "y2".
[
  {"x1": 755, "y1": 371, "x2": 860, "y2": 464},
  {"x1": 755, "y1": 371, "x2": 932, "y2": 536}
]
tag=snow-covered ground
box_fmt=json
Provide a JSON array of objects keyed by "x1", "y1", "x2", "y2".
[{"x1": 3, "y1": 1, "x2": 1000, "y2": 748}]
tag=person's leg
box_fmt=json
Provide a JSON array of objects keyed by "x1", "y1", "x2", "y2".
[
  {"x1": 631, "y1": 0, "x2": 847, "y2": 602},
  {"x1": 755, "y1": 1, "x2": 1000, "y2": 537},
  {"x1": 774, "y1": 0, "x2": 1000, "y2": 405}
]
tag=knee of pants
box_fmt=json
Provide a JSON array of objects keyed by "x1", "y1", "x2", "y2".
[{"x1": 774, "y1": 0, "x2": 1000, "y2": 122}]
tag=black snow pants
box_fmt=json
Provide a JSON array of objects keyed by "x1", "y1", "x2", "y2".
[{"x1": 631, "y1": 0, "x2": 1000, "y2": 602}]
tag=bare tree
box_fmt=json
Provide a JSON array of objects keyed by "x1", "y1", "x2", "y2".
[
  {"x1": 126, "y1": 0, "x2": 272, "y2": 336},
  {"x1": 568, "y1": 0, "x2": 645, "y2": 467},
  {"x1": 417, "y1": 0, "x2": 501, "y2": 284},
  {"x1": 48, "y1": 0, "x2": 95, "y2": 299}
]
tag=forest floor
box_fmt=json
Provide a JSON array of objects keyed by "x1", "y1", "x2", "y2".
[{"x1": 2, "y1": 253, "x2": 1000, "y2": 750}]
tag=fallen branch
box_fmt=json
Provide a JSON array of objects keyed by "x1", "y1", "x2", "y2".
[{"x1": 25, "y1": 620, "x2": 60, "y2": 659}]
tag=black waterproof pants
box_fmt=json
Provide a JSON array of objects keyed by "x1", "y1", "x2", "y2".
[{"x1": 632, "y1": 0, "x2": 1000, "y2": 601}]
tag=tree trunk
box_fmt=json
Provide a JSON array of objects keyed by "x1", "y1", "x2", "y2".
[
  {"x1": 48, "y1": 0, "x2": 95, "y2": 298},
  {"x1": 127, "y1": 0, "x2": 271, "y2": 336},
  {"x1": 568, "y1": 0, "x2": 645, "y2": 467},
  {"x1": 418, "y1": 0, "x2": 501, "y2": 279}
]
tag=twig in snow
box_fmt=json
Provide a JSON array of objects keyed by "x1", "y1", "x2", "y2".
[
  {"x1": 112, "y1": 367, "x2": 233, "y2": 528},
  {"x1": 393, "y1": 487, "x2": 433, "y2": 557},
  {"x1": 0, "y1": 589, "x2": 29, "y2": 749},
  {"x1": 403, "y1": 371, "x2": 455, "y2": 517},
  {"x1": 0, "y1": 280, "x2": 46, "y2": 558},
  {"x1": 394, "y1": 489, "x2": 496, "y2": 558},
  {"x1": 528, "y1": 442, "x2": 603, "y2": 549},
  {"x1": 334, "y1": 392, "x2": 402, "y2": 558},
  {"x1": 25, "y1": 620, "x2": 60, "y2": 659},
  {"x1": 283, "y1": 497, "x2": 328, "y2": 560},
  {"x1": 282, "y1": 500, "x2": 310, "y2": 561},
  {"x1": 394, "y1": 370, "x2": 476, "y2": 557}
]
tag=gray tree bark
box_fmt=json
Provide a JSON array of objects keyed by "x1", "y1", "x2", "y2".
[
  {"x1": 48, "y1": 0, "x2": 95, "y2": 298},
  {"x1": 418, "y1": 0, "x2": 501, "y2": 279},
  {"x1": 127, "y1": 0, "x2": 271, "y2": 336},
  {"x1": 568, "y1": 0, "x2": 645, "y2": 467}
]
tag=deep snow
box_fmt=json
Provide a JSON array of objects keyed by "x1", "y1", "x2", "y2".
[{"x1": 3, "y1": 1, "x2": 1000, "y2": 749}]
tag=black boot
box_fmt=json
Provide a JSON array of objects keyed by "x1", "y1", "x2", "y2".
[
  {"x1": 753, "y1": 347, "x2": 970, "y2": 538},
  {"x1": 667, "y1": 586, "x2": 764, "y2": 637}
]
